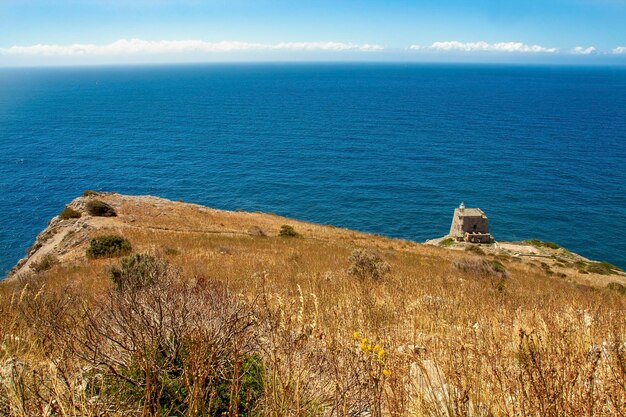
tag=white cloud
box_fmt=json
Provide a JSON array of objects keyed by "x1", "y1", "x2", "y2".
[
  {"x1": 427, "y1": 41, "x2": 559, "y2": 53},
  {"x1": 408, "y1": 44, "x2": 422, "y2": 51},
  {"x1": 572, "y1": 46, "x2": 597, "y2": 55},
  {"x1": 0, "y1": 39, "x2": 384, "y2": 56},
  {"x1": 613, "y1": 46, "x2": 626, "y2": 54}
]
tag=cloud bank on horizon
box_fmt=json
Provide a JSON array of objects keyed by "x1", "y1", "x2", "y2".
[
  {"x1": 3, "y1": 38, "x2": 626, "y2": 57},
  {"x1": 0, "y1": 39, "x2": 384, "y2": 56},
  {"x1": 408, "y1": 41, "x2": 558, "y2": 54},
  {"x1": 1, "y1": 39, "x2": 626, "y2": 65}
]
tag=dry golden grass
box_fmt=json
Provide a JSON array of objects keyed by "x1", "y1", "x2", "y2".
[{"x1": 1, "y1": 193, "x2": 624, "y2": 416}]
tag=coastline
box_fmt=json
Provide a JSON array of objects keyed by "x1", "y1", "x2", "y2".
[{"x1": 7, "y1": 192, "x2": 625, "y2": 288}]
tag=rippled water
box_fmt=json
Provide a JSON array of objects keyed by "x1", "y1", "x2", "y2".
[{"x1": 1, "y1": 63, "x2": 625, "y2": 274}]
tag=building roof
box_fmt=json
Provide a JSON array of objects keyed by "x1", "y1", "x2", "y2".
[{"x1": 455, "y1": 208, "x2": 486, "y2": 217}]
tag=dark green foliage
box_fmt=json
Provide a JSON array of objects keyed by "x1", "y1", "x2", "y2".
[
  {"x1": 82, "y1": 190, "x2": 99, "y2": 197},
  {"x1": 86, "y1": 199, "x2": 117, "y2": 217},
  {"x1": 454, "y1": 258, "x2": 508, "y2": 278},
  {"x1": 348, "y1": 249, "x2": 391, "y2": 280},
  {"x1": 607, "y1": 282, "x2": 626, "y2": 295},
  {"x1": 573, "y1": 260, "x2": 623, "y2": 275},
  {"x1": 59, "y1": 206, "x2": 82, "y2": 220},
  {"x1": 465, "y1": 244, "x2": 485, "y2": 255},
  {"x1": 494, "y1": 278, "x2": 506, "y2": 293},
  {"x1": 494, "y1": 254, "x2": 512, "y2": 262},
  {"x1": 108, "y1": 348, "x2": 264, "y2": 417},
  {"x1": 213, "y1": 354, "x2": 264, "y2": 417},
  {"x1": 80, "y1": 263, "x2": 263, "y2": 417},
  {"x1": 486, "y1": 260, "x2": 507, "y2": 275},
  {"x1": 279, "y1": 224, "x2": 299, "y2": 237},
  {"x1": 163, "y1": 246, "x2": 180, "y2": 256},
  {"x1": 525, "y1": 239, "x2": 561, "y2": 250},
  {"x1": 540, "y1": 262, "x2": 554, "y2": 276},
  {"x1": 586, "y1": 261, "x2": 624, "y2": 275},
  {"x1": 110, "y1": 254, "x2": 166, "y2": 291},
  {"x1": 86, "y1": 235, "x2": 131, "y2": 259}
]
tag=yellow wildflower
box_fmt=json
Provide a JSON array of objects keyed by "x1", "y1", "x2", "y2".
[
  {"x1": 382, "y1": 369, "x2": 392, "y2": 377},
  {"x1": 353, "y1": 331, "x2": 360, "y2": 341}
]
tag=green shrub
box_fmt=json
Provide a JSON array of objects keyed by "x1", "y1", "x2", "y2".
[
  {"x1": 574, "y1": 260, "x2": 588, "y2": 268},
  {"x1": 348, "y1": 249, "x2": 391, "y2": 280},
  {"x1": 31, "y1": 254, "x2": 57, "y2": 272},
  {"x1": 607, "y1": 282, "x2": 626, "y2": 295},
  {"x1": 86, "y1": 199, "x2": 117, "y2": 217},
  {"x1": 486, "y1": 260, "x2": 508, "y2": 275},
  {"x1": 454, "y1": 258, "x2": 508, "y2": 278},
  {"x1": 110, "y1": 254, "x2": 167, "y2": 291},
  {"x1": 586, "y1": 261, "x2": 623, "y2": 275},
  {"x1": 439, "y1": 237, "x2": 455, "y2": 247},
  {"x1": 110, "y1": 347, "x2": 264, "y2": 417},
  {"x1": 540, "y1": 262, "x2": 554, "y2": 276},
  {"x1": 79, "y1": 270, "x2": 262, "y2": 417},
  {"x1": 86, "y1": 235, "x2": 131, "y2": 259},
  {"x1": 59, "y1": 206, "x2": 82, "y2": 220},
  {"x1": 212, "y1": 354, "x2": 264, "y2": 417},
  {"x1": 465, "y1": 245, "x2": 485, "y2": 255},
  {"x1": 494, "y1": 254, "x2": 512, "y2": 262},
  {"x1": 279, "y1": 225, "x2": 299, "y2": 237},
  {"x1": 164, "y1": 246, "x2": 180, "y2": 256},
  {"x1": 82, "y1": 190, "x2": 99, "y2": 197},
  {"x1": 494, "y1": 278, "x2": 506, "y2": 293}
]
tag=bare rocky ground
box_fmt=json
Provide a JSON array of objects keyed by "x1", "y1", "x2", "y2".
[{"x1": 425, "y1": 235, "x2": 625, "y2": 287}]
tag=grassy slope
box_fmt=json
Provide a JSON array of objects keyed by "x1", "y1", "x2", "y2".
[{"x1": 1, "y1": 193, "x2": 624, "y2": 416}]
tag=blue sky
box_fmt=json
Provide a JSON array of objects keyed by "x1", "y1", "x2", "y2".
[{"x1": 1, "y1": 0, "x2": 626, "y2": 65}]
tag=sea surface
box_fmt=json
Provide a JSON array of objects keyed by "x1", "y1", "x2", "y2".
[{"x1": 1, "y1": 63, "x2": 625, "y2": 274}]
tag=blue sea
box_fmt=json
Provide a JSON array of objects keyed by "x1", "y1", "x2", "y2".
[{"x1": 1, "y1": 63, "x2": 625, "y2": 274}]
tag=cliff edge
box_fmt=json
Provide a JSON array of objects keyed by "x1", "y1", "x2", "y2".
[{"x1": 8, "y1": 192, "x2": 625, "y2": 289}]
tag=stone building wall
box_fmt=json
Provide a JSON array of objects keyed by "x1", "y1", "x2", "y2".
[{"x1": 449, "y1": 207, "x2": 492, "y2": 242}]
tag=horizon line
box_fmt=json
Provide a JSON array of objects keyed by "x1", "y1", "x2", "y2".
[{"x1": 2, "y1": 59, "x2": 626, "y2": 70}]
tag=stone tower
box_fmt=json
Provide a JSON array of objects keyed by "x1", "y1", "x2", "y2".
[{"x1": 449, "y1": 202, "x2": 493, "y2": 243}]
